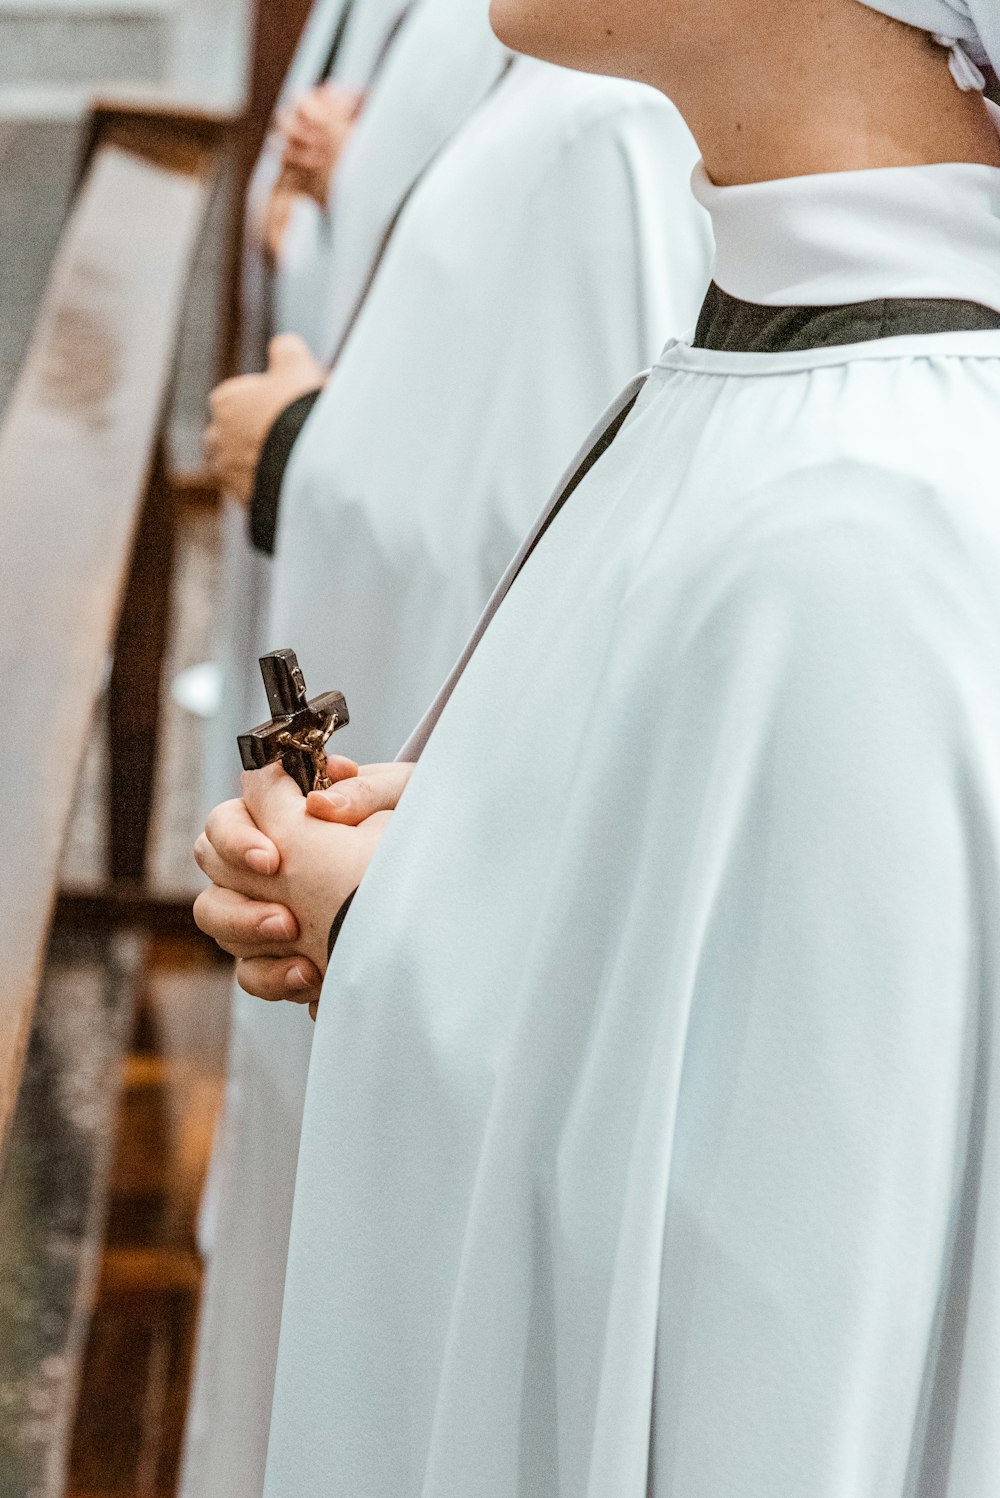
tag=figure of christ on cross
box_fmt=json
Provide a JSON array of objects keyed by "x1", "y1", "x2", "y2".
[{"x1": 238, "y1": 648, "x2": 349, "y2": 796}]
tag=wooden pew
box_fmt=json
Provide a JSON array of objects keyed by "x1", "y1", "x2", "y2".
[
  {"x1": 0, "y1": 20, "x2": 316, "y2": 1488},
  {"x1": 0, "y1": 121, "x2": 223, "y2": 1156}
]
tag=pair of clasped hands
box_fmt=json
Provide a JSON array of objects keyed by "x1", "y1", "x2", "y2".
[
  {"x1": 264, "y1": 80, "x2": 365, "y2": 256},
  {"x1": 194, "y1": 758, "x2": 414, "y2": 1019}
]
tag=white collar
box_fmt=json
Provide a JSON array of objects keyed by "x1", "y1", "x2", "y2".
[{"x1": 692, "y1": 101, "x2": 1000, "y2": 311}]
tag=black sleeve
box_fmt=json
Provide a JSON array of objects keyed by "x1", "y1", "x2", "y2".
[
  {"x1": 248, "y1": 388, "x2": 323, "y2": 555},
  {"x1": 327, "y1": 888, "x2": 359, "y2": 962}
]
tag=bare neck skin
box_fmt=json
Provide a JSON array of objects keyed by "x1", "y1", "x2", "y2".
[
  {"x1": 679, "y1": 6, "x2": 1000, "y2": 184},
  {"x1": 491, "y1": 0, "x2": 1000, "y2": 184}
]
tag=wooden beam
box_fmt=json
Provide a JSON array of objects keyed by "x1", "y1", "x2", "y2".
[
  {"x1": 53, "y1": 888, "x2": 228, "y2": 954},
  {"x1": 0, "y1": 140, "x2": 219, "y2": 1157},
  {"x1": 76, "y1": 100, "x2": 236, "y2": 189},
  {"x1": 243, "y1": 0, "x2": 315, "y2": 176},
  {"x1": 107, "y1": 443, "x2": 176, "y2": 885}
]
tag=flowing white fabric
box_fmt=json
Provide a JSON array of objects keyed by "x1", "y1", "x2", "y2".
[
  {"x1": 307, "y1": 0, "x2": 514, "y2": 365},
  {"x1": 252, "y1": 67, "x2": 708, "y2": 1497},
  {"x1": 272, "y1": 0, "x2": 414, "y2": 341},
  {"x1": 268, "y1": 57, "x2": 710, "y2": 769},
  {"x1": 858, "y1": 0, "x2": 999, "y2": 83},
  {"x1": 182, "y1": 7, "x2": 451, "y2": 1498},
  {"x1": 265, "y1": 150, "x2": 1000, "y2": 1496},
  {"x1": 187, "y1": 12, "x2": 676, "y2": 1498},
  {"x1": 204, "y1": 0, "x2": 500, "y2": 834},
  {"x1": 205, "y1": 0, "x2": 410, "y2": 830}
]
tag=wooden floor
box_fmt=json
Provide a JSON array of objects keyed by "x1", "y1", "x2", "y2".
[{"x1": 65, "y1": 929, "x2": 231, "y2": 1498}]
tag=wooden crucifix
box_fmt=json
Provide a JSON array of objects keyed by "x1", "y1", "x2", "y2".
[{"x1": 238, "y1": 648, "x2": 350, "y2": 796}]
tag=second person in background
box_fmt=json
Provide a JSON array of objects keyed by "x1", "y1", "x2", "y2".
[{"x1": 188, "y1": 0, "x2": 712, "y2": 1494}]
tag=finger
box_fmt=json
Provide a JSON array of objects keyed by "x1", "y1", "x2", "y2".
[
  {"x1": 285, "y1": 141, "x2": 325, "y2": 173},
  {"x1": 193, "y1": 884, "x2": 299, "y2": 952},
  {"x1": 241, "y1": 760, "x2": 308, "y2": 835},
  {"x1": 194, "y1": 833, "x2": 269, "y2": 895},
  {"x1": 236, "y1": 956, "x2": 323, "y2": 1005},
  {"x1": 204, "y1": 797, "x2": 281, "y2": 874},
  {"x1": 284, "y1": 129, "x2": 321, "y2": 159},
  {"x1": 296, "y1": 92, "x2": 331, "y2": 123},
  {"x1": 208, "y1": 375, "x2": 245, "y2": 416},
  {"x1": 193, "y1": 832, "x2": 223, "y2": 885},
  {"x1": 267, "y1": 332, "x2": 310, "y2": 372},
  {"x1": 285, "y1": 114, "x2": 324, "y2": 143},
  {"x1": 324, "y1": 754, "x2": 359, "y2": 783},
  {"x1": 283, "y1": 146, "x2": 321, "y2": 177},
  {"x1": 309, "y1": 1000, "x2": 319, "y2": 1022},
  {"x1": 306, "y1": 762, "x2": 415, "y2": 825}
]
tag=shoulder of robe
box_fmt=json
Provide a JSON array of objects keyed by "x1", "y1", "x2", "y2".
[
  {"x1": 611, "y1": 460, "x2": 1000, "y2": 853},
  {"x1": 651, "y1": 459, "x2": 1000, "y2": 715}
]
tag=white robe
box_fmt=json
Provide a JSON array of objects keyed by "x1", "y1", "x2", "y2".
[
  {"x1": 269, "y1": 55, "x2": 711, "y2": 765},
  {"x1": 273, "y1": 0, "x2": 417, "y2": 349},
  {"x1": 205, "y1": 0, "x2": 410, "y2": 826},
  {"x1": 181, "y1": 9, "x2": 533, "y2": 1498},
  {"x1": 204, "y1": 0, "x2": 501, "y2": 819},
  {"x1": 182, "y1": 7, "x2": 441, "y2": 1498},
  {"x1": 265, "y1": 151, "x2": 1000, "y2": 1495}
]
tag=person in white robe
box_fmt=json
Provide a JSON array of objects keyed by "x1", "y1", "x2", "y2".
[
  {"x1": 203, "y1": 0, "x2": 409, "y2": 822},
  {"x1": 185, "y1": 2, "x2": 705, "y2": 1493},
  {"x1": 264, "y1": 45, "x2": 712, "y2": 775},
  {"x1": 180, "y1": 7, "x2": 415, "y2": 1497},
  {"x1": 191, "y1": 2, "x2": 1000, "y2": 1495}
]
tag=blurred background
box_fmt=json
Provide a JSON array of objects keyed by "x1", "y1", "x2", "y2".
[{"x1": 0, "y1": 5, "x2": 312, "y2": 1494}]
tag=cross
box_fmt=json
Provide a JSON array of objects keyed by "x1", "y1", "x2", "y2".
[{"x1": 238, "y1": 648, "x2": 350, "y2": 796}]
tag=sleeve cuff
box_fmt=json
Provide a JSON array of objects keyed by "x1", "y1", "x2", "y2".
[
  {"x1": 248, "y1": 388, "x2": 323, "y2": 555},
  {"x1": 327, "y1": 887, "x2": 359, "y2": 962}
]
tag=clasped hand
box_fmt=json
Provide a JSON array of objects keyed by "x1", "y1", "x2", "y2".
[
  {"x1": 278, "y1": 82, "x2": 365, "y2": 209},
  {"x1": 194, "y1": 757, "x2": 414, "y2": 1017},
  {"x1": 204, "y1": 333, "x2": 325, "y2": 506},
  {"x1": 262, "y1": 82, "x2": 365, "y2": 259}
]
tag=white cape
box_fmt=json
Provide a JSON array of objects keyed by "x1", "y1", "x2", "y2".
[
  {"x1": 266, "y1": 179, "x2": 1000, "y2": 1492},
  {"x1": 183, "y1": 5, "x2": 446, "y2": 1496},
  {"x1": 273, "y1": 0, "x2": 418, "y2": 350},
  {"x1": 190, "y1": 39, "x2": 710, "y2": 1498},
  {"x1": 182, "y1": 9, "x2": 530, "y2": 1498},
  {"x1": 269, "y1": 56, "x2": 711, "y2": 764},
  {"x1": 206, "y1": 0, "x2": 410, "y2": 827}
]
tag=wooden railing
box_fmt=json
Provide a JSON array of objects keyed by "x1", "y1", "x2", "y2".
[{"x1": 0, "y1": 116, "x2": 224, "y2": 1155}]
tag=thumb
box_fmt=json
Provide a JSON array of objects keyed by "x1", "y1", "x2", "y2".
[
  {"x1": 268, "y1": 332, "x2": 311, "y2": 372},
  {"x1": 325, "y1": 754, "x2": 360, "y2": 783},
  {"x1": 306, "y1": 762, "x2": 414, "y2": 825}
]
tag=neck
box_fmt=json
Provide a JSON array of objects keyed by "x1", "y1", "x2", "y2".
[{"x1": 650, "y1": 4, "x2": 1000, "y2": 186}]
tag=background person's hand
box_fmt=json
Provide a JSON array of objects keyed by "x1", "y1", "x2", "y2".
[
  {"x1": 204, "y1": 334, "x2": 324, "y2": 504},
  {"x1": 261, "y1": 179, "x2": 296, "y2": 262},
  {"x1": 280, "y1": 83, "x2": 365, "y2": 208}
]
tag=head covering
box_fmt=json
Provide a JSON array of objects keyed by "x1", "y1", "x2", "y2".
[{"x1": 858, "y1": 1, "x2": 998, "y2": 90}]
